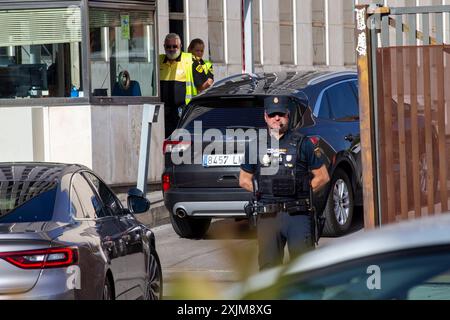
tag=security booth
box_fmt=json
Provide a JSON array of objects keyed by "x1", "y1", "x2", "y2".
[{"x1": 0, "y1": 0, "x2": 163, "y2": 186}]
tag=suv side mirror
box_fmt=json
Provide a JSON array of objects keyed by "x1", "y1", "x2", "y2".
[{"x1": 127, "y1": 188, "x2": 150, "y2": 214}]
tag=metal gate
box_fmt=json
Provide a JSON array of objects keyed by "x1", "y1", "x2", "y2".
[{"x1": 356, "y1": 5, "x2": 450, "y2": 227}]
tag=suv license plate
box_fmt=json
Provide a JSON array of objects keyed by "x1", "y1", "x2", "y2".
[{"x1": 203, "y1": 154, "x2": 244, "y2": 167}]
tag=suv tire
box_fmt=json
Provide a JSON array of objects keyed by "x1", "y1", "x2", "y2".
[
  {"x1": 322, "y1": 168, "x2": 354, "y2": 237},
  {"x1": 170, "y1": 214, "x2": 211, "y2": 239}
]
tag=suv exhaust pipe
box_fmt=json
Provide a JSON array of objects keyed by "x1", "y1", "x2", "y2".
[{"x1": 175, "y1": 208, "x2": 187, "y2": 219}]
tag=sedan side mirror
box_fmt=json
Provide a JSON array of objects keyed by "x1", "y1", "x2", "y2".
[{"x1": 127, "y1": 188, "x2": 150, "y2": 214}]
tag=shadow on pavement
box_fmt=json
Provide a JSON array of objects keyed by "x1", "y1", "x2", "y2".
[
  {"x1": 206, "y1": 206, "x2": 365, "y2": 241},
  {"x1": 205, "y1": 219, "x2": 257, "y2": 240}
]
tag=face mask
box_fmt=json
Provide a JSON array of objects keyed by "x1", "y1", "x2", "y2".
[{"x1": 166, "y1": 49, "x2": 181, "y2": 60}]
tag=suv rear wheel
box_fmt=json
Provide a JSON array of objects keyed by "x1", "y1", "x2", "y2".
[
  {"x1": 170, "y1": 214, "x2": 211, "y2": 239},
  {"x1": 322, "y1": 168, "x2": 354, "y2": 236}
]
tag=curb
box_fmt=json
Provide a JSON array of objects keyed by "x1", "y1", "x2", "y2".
[
  {"x1": 135, "y1": 200, "x2": 170, "y2": 228},
  {"x1": 117, "y1": 192, "x2": 170, "y2": 228}
]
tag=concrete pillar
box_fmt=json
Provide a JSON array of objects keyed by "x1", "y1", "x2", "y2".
[
  {"x1": 296, "y1": 0, "x2": 313, "y2": 67},
  {"x1": 261, "y1": 0, "x2": 280, "y2": 71},
  {"x1": 158, "y1": 0, "x2": 170, "y2": 54},
  {"x1": 187, "y1": 0, "x2": 209, "y2": 59},
  {"x1": 226, "y1": 0, "x2": 243, "y2": 68},
  {"x1": 327, "y1": 0, "x2": 345, "y2": 66}
]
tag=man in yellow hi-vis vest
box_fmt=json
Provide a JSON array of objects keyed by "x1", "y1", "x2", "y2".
[{"x1": 160, "y1": 33, "x2": 210, "y2": 138}]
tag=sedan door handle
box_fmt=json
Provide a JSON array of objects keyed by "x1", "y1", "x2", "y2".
[
  {"x1": 344, "y1": 134, "x2": 354, "y2": 142},
  {"x1": 104, "y1": 240, "x2": 114, "y2": 250}
]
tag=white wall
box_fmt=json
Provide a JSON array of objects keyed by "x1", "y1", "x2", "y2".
[
  {"x1": 0, "y1": 107, "x2": 34, "y2": 162},
  {"x1": 91, "y1": 104, "x2": 165, "y2": 185},
  {"x1": 45, "y1": 106, "x2": 93, "y2": 169}
]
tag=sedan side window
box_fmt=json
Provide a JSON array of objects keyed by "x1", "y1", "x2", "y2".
[
  {"x1": 70, "y1": 174, "x2": 104, "y2": 219},
  {"x1": 318, "y1": 92, "x2": 332, "y2": 119},
  {"x1": 83, "y1": 172, "x2": 123, "y2": 217}
]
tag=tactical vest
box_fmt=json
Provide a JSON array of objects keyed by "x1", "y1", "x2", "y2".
[
  {"x1": 159, "y1": 52, "x2": 197, "y2": 105},
  {"x1": 257, "y1": 132, "x2": 311, "y2": 202}
]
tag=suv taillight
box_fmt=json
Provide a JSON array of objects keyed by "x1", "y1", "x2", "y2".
[
  {"x1": 163, "y1": 140, "x2": 191, "y2": 154},
  {"x1": 0, "y1": 247, "x2": 78, "y2": 269},
  {"x1": 162, "y1": 174, "x2": 171, "y2": 192}
]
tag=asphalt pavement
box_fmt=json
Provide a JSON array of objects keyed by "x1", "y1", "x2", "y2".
[
  {"x1": 152, "y1": 207, "x2": 364, "y2": 299},
  {"x1": 117, "y1": 189, "x2": 364, "y2": 299}
]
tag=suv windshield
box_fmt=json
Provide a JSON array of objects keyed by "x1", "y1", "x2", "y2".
[{"x1": 181, "y1": 106, "x2": 267, "y2": 131}]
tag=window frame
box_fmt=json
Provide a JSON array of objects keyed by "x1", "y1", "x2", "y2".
[
  {"x1": 81, "y1": 170, "x2": 125, "y2": 219},
  {"x1": 70, "y1": 172, "x2": 103, "y2": 220}
]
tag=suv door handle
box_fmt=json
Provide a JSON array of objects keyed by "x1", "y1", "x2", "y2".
[
  {"x1": 218, "y1": 175, "x2": 237, "y2": 181},
  {"x1": 344, "y1": 134, "x2": 354, "y2": 142}
]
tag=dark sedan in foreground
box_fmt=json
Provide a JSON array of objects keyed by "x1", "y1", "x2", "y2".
[{"x1": 0, "y1": 162, "x2": 162, "y2": 300}]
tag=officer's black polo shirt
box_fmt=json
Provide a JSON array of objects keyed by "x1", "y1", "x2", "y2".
[
  {"x1": 240, "y1": 129, "x2": 324, "y2": 203},
  {"x1": 160, "y1": 54, "x2": 209, "y2": 109}
]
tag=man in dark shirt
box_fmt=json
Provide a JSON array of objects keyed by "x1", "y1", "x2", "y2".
[
  {"x1": 159, "y1": 33, "x2": 210, "y2": 138},
  {"x1": 239, "y1": 96, "x2": 330, "y2": 270}
]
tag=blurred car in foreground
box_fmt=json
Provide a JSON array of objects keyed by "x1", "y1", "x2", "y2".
[
  {"x1": 225, "y1": 214, "x2": 450, "y2": 300},
  {"x1": 0, "y1": 162, "x2": 162, "y2": 300}
]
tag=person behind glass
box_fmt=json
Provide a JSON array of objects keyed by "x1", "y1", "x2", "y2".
[
  {"x1": 239, "y1": 96, "x2": 330, "y2": 271},
  {"x1": 159, "y1": 33, "x2": 210, "y2": 138},
  {"x1": 187, "y1": 38, "x2": 214, "y2": 92}
]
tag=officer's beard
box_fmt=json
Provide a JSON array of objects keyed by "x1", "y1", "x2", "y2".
[
  {"x1": 269, "y1": 123, "x2": 288, "y2": 139},
  {"x1": 166, "y1": 49, "x2": 181, "y2": 60},
  {"x1": 278, "y1": 122, "x2": 288, "y2": 133}
]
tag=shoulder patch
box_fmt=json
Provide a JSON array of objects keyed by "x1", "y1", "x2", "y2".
[{"x1": 196, "y1": 65, "x2": 204, "y2": 73}]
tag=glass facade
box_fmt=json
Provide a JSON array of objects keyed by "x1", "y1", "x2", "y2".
[
  {"x1": 0, "y1": 7, "x2": 83, "y2": 99},
  {"x1": 0, "y1": 1, "x2": 157, "y2": 101},
  {"x1": 89, "y1": 9, "x2": 156, "y2": 97}
]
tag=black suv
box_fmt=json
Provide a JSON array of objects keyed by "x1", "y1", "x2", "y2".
[{"x1": 163, "y1": 71, "x2": 363, "y2": 238}]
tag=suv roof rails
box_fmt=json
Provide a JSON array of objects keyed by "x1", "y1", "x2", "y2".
[
  {"x1": 212, "y1": 72, "x2": 259, "y2": 87},
  {"x1": 307, "y1": 71, "x2": 357, "y2": 86}
]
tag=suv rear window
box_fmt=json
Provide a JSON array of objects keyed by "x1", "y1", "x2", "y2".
[{"x1": 181, "y1": 106, "x2": 267, "y2": 131}]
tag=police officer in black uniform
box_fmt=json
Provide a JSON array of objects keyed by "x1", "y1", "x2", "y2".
[{"x1": 239, "y1": 96, "x2": 330, "y2": 270}]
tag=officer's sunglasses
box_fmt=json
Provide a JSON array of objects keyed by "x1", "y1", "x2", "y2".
[
  {"x1": 165, "y1": 45, "x2": 179, "y2": 49},
  {"x1": 267, "y1": 112, "x2": 288, "y2": 118}
]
